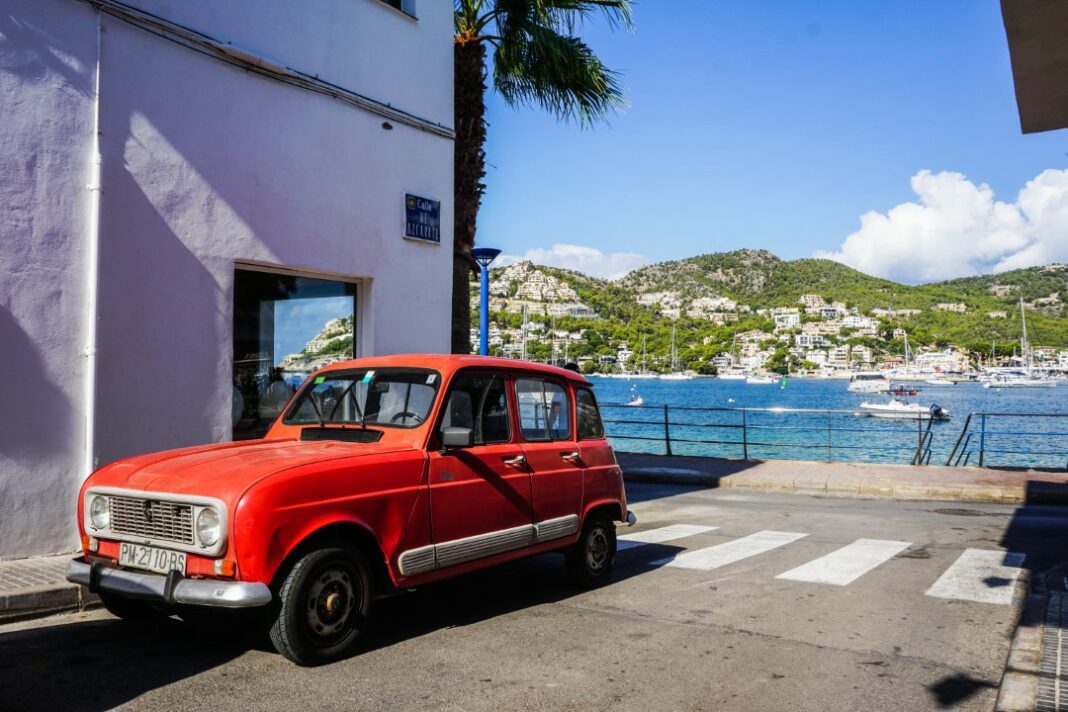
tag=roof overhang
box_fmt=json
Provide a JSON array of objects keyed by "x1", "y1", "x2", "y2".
[{"x1": 1001, "y1": 0, "x2": 1068, "y2": 133}]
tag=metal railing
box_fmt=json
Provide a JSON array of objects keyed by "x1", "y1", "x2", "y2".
[
  {"x1": 601, "y1": 403, "x2": 937, "y2": 466},
  {"x1": 945, "y1": 412, "x2": 1068, "y2": 471}
]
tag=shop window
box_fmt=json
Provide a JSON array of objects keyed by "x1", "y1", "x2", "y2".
[{"x1": 232, "y1": 268, "x2": 357, "y2": 440}]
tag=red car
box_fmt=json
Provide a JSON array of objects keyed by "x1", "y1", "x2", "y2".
[{"x1": 68, "y1": 355, "x2": 634, "y2": 665}]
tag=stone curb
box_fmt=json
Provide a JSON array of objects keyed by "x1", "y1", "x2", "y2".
[
  {"x1": 622, "y1": 469, "x2": 1038, "y2": 504},
  {"x1": 0, "y1": 583, "x2": 100, "y2": 624},
  {"x1": 995, "y1": 568, "x2": 1048, "y2": 712}
]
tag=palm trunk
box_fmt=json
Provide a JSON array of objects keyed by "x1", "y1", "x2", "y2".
[{"x1": 452, "y1": 39, "x2": 488, "y2": 354}]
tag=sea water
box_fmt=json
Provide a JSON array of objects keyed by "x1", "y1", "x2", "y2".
[{"x1": 589, "y1": 376, "x2": 1067, "y2": 469}]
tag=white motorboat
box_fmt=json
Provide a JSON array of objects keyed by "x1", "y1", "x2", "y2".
[
  {"x1": 717, "y1": 371, "x2": 748, "y2": 381},
  {"x1": 859, "y1": 399, "x2": 950, "y2": 421},
  {"x1": 982, "y1": 373, "x2": 1057, "y2": 388},
  {"x1": 745, "y1": 374, "x2": 777, "y2": 385},
  {"x1": 659, "y1": 372, "x2": 693, "y2": 381},
  {"x1": 924, "y1": 378, "x2": 955, "y2": 386},
  {"x1": 626, "y1": 395, "x2": 644, "y2": 406},
  {"x1": 848, "y1": 371, "x2": 891, "y2": 393}
]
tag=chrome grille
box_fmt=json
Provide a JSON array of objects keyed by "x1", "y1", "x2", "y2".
[{"x1": 107, "y1": 495, "x2": 194, "y2": 545}]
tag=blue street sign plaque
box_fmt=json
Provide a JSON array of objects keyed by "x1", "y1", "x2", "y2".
[{"x1": 404, "y1": 194, "x2": 441, "y2": 244}]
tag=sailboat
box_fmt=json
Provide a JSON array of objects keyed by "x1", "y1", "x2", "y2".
[
  {"x1": 982, "y1": 293, "x2": 1056, "y2": 388},
  {"x1": 630, "y1": 336, "x2": 658, "y2": 379},
  {"x1": 718, "y1": 334, "x2": 748, "y2": 379},
  {"x1": 659, "y1": 326, "x2": 694, "y2": 380}
]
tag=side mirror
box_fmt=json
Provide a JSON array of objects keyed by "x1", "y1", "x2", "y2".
[{"x1": 441, "y1": 427, "x2": 475, "y2": 449}]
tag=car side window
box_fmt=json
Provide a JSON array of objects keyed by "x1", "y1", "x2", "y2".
[
  {"x1": 440, "y1": 374, "x2": 511, "y2": 445},
  {"x1": 516, "y1": 378, "x2": 571, "y2": 442},
  {"x1": 575, "y1": 388, "x2": 604, "y2": 440}
]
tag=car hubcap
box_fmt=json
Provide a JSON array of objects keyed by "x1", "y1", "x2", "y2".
[
  {"x1": 586, "y1": 527, "x2": 609, "y2": 572},
  {"x1": 305, "y1": 566, "x2": 358, "y2": 644}
]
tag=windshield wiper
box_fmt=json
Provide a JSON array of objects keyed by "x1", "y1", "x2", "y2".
[{"x1": 330, "y1": 381, "x2": 368, "y2": 430}]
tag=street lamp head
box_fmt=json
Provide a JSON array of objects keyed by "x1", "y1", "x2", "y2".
[{"x1": 471, "y1": 247, "x2": 502, "y2": 268}]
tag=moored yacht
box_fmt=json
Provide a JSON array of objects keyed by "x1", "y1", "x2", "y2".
[{"x1": 848, "y1": 371, "x2": 891, "y2": 393}]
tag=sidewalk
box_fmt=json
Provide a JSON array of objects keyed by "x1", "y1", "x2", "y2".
[
  {"x1": 618, "y1": 452, "x2": 1068, "y2": 504},
  {"x1": 0, "y1": 553, "x2": 98, "y2": 623}
]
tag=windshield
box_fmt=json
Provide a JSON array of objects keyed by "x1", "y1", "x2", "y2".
[{"x1": 283, "y1": 369, "x2": 439, "y2": 429}]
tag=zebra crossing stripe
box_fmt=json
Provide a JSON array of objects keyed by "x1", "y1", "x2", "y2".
[
  {"x1": 656, "y1": 530, "x2": 808, "y2": 571},
  {"x1": 776, "y1": 538, "x2": 912, "y2": 586},
  {"x1": 925, "y1": 548, "x2": 1026, "y2": 605},
  {"x1": 618, "y1": 524, "x2": 718, "y2": 551}
]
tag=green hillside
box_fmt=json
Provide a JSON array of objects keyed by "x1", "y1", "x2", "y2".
[{"x1": 476, "y1": 251, "x2": 1068, "y2": 371}]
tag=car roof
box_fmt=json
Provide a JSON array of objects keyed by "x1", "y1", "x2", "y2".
[{"x1": 315, "y1": 354, "x2": 591, "y2": 385}]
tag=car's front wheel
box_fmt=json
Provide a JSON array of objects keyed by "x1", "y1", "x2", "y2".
[
  {"x1": 268, "y1": 547, "x2": 373, "y2": 666},
  {"x1": 566, "y1": 513, "x2": 617, "y2": 588}
]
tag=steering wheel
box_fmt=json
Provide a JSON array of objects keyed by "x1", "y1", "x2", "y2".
[{"x1": 390, "y1": 411, "x2": 423, "y2": 424}]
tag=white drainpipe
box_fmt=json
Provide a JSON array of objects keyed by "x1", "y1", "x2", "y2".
[{"x1": 83, "y1": 12, "x2": 103, "y2": 477}]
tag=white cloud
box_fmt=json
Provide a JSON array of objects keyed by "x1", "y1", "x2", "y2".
[
  {"x1": 817, "y1": 169, "x2": 1068, "y2": 283},
  {"x1": 496, "y1": 243, "x2": 649, "y2": 280}
]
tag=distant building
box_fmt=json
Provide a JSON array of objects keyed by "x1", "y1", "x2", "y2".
[
  {"x1": 932, "y1": 303, "x2": 968, "y2": 313},
  {"x1": 798, "y1": 294, "x2": 826, "y2": 308}
]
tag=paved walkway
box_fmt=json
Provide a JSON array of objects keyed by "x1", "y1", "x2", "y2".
[
  {"x1": 618, "y1": 452, "x2": 1068, "y2": 504},
  {"x1": 0, "y1": 553, "x2": 97, "y2": 622}
]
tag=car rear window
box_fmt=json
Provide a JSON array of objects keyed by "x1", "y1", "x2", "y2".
[{"x1": 576, "y1": 388, "x2": 604, "y2": 440}]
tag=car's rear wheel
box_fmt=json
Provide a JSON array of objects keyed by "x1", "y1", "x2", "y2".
[
  {"x1": 268, "y1": 547, "x2": 372, "y2": 666},
  {"x1": 566, "y1": 513, "x2": 617, "y2": 588},
  {"x1": 99, "y1": 590, "x2": 169, "y2": 620}
]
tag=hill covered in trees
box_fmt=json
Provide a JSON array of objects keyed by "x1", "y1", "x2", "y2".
[{"x1": 475, "y1": 250, "x2": 1068, "y2": 371}]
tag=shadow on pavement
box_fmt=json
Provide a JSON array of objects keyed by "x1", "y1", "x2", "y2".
[
  {"x1": 0, "y1": 615, "x2": 259, "y2": 712},
  {"x1": 1000, "y1": 481, "x2": 1068, "y2": 588},
  {"x1": 0, "y1": 543, "x2": 681, "y2": 709},
  {"x1": 927, "y1": 672, "x2": 997, "y2": 708},
  {"x1": 365, "y1": 541, "x2": 684, "y2": 652}
]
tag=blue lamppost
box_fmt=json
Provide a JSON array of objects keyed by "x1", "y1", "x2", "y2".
[{"x1": 471, "y1": 247, "x2": 501, "y2": 356}]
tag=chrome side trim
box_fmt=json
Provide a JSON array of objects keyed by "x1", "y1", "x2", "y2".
[
  {"x1": 397, "y1": 545, "x2": 436, "y2": 577},
  {"x1": 435, "y1": 524, "x2": 535, "y2": 569},
  {"x1": 534, "y1": 515, "x2": 579, "y2": 543},
  {"x1": 66, "y1": 559, "x2": 271, "y2": 608}
]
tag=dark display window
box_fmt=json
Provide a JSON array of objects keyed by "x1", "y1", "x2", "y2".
[{"x1": 232, "y1": 268, "x2": 357, "y2": 440}]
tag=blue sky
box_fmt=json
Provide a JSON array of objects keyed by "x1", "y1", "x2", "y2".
[{"x1": 478, "y1": 1, "x2": 1068, "y2": 283}]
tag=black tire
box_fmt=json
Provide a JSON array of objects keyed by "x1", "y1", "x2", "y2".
[
  {"x1": 566, "y1": 513, "x2": 617, "y2": 588},
  {"x1": 99, "y1": 591, "x2": 168, "y2": 621},
  {"x1": 268, "y1": 547, "x2": 373, "y2": 666}
]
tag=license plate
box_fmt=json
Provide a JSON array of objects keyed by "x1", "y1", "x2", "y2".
[{"x1": 118, "y1": 542, "x2": 186, "y2": 575}]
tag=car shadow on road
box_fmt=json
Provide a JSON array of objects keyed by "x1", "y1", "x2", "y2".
[
  {"x1": 363, "y1": 542, "x2": 686, "y2": 653},
  {"x1": 0, "y1": 614, "x2": 261, "y2": 712},
  {"x1": 0, "y1": 543, "x2": 682, "y2": 709}
]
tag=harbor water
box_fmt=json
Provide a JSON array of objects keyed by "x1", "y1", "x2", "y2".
[{"x1": 589, "y1": 376, "x2": 1068, "y2": 470}]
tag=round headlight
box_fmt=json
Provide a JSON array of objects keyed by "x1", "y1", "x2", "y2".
[
  {"x1": 196, "y1": 508, "x2": 221, "y2": 547},
  {"x1": 89, "y1": 495, "x2": 109, "y2": 530}
]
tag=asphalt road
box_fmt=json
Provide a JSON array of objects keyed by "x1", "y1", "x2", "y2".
[{"x1": 4, "y1": 483, "x2": 1068, "y2": 712}]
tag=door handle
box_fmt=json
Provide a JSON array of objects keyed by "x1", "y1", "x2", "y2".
[
  {"x1": 560, "y1": 451, "x2": 581, "y2": 463},
  {"x1": 502, "y1": 455, "x2": 527, "y2": 467}
]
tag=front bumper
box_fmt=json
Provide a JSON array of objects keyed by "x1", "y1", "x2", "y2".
[{"x1": 66, "y1": 559, "x2": 272, "y2": 609}]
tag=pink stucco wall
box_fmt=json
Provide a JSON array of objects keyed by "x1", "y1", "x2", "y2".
[{"x1": 0, "y1": 0, "x2": 454, "y2": 559}]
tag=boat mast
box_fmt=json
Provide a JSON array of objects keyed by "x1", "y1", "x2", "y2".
[
  {"x1": 671, "y1": 326, "x2": 677, "y2": 373},
  {"x1": 521, "y1": 304, "x2": 528, "y2": 361},
  {"x1": 1019, "y1": 291, "x2": 1031, "y2": 375}
]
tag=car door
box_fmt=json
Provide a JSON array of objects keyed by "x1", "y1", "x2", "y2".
[
  {"x1": 573, "y1": 386, "x2": 622, "y2": 504},
  {"x1": 423, "y1": 371, "x2": 534, "y2": 571},
  {"x1": 515, "y1": 377, "x2": 583, "y2": 545}
]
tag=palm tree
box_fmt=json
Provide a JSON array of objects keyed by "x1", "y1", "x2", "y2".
[{"x1": 452, "y1": 0, "x2": 633, "y2": 353}]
